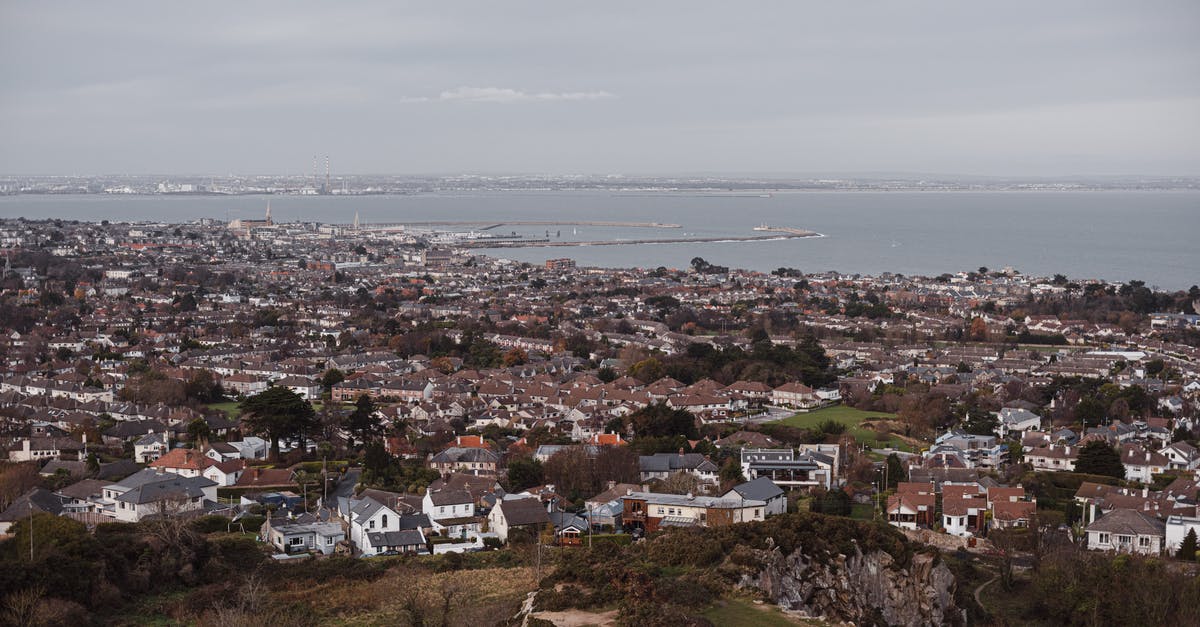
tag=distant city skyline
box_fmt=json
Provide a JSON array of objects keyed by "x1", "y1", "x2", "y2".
[{"x1": 1, "y1": 2, "x2": 1198, "y2": 176}]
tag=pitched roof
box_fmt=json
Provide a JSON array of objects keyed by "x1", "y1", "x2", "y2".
[
  {"x1": 497, "y1": 497, "x2": 551, "y2": 527},
  {"x1": 0, "y1": 488, "x2": 64, "y2": 522},
  {"x1": 1086, "y1": 508, "x2": 1166, "y2": 536},
  {"x1": 727, "y1": 477, "x2": 784, "y2": 502},
  {"x1": 367, "y1": 529, "x2": 425, "y2": 547}
]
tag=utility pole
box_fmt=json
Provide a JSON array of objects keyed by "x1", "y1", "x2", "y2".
[{"x1": 29, "y1": 501, "x2": 34, "y2": 561}]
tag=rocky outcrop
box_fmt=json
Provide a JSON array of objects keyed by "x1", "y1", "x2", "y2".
[{"x1": 742, "y1": 541, "x2": 964, "y2": 626}]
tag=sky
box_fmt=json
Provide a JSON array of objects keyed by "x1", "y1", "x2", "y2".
[{"x1": 1, "y1": 2, "x2": 1198, "y2": 177}]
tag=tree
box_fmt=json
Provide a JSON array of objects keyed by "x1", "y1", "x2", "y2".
[
  {"x1": 343, "y1": 394, "x2": 382, "y2": 450},
  {"x1": 239, "y1": 387, "x2": 318, "y2": 461},
  {"x1": 962, "y1": 411, "x2": 999, "y2": 436},
  {"x1": 320, "y1": 368, "x2": 345, "y2": 392},
  {"x1": 1074, "y1": 440, "x2": 1125, "y2": 479},
  {"x1": 968, "y1": 317, "x2": 988, "y2": 342},
  {"x1": 1177, "y1": 528, "x2": 1198, "y2": 562},
  {"x1": 186, "y1": 418, "x2": 212, "y2": 445},
  {"x1": 627, "y1": 402, "x2": 698, "y2": 439},
  {"x1": 810, "y1": 488, "x2": 851, "y2": 516},
  {"x1": 507, "y1": 457, "x2": 544, "y2": 491},
  {"x1": 627, "y1": 358, "x2": 666, "y2": 383},
  {"x1": 502, "y1": 347, "x2": 528, "y2": 367},
  {"x1": 885, "y1": 453, "x2": 906, "y2": 489},
  {"x1": 657, "y1": 471, "x2": 701, "y2": 495},
  {"x1": 363, "y1": 441, "x2": 392, "y2": 481}
]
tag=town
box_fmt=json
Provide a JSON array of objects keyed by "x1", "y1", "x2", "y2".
[{"x1": 1, "y1": 214, "x2": 1199, "y2": 624}]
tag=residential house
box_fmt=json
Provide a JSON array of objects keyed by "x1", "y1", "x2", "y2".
[
  {"x1": 133, "y1": 432, "x2": 169, "y2": 464},
  {"x1": 941, "y1": 485, "x2": 988, "y2": 537},
  {"x1": 886, "y1": 483, "x2": 937, "y2": 530},
  {"x1": 1165, "y1": 515, "x2": 1200, "y2": 554},
  {"x1": 995, "y1": 407, "x2": 1042, "y2": 439},
  {"x1": 722, "y1": 477, "x2": 787, "y2": 516},
  {"x1": 98, "y1": 469, "x2": 217, "y2": 523},
  {"x1": 487, "y1": 496, "x2": 552, "y2": 543},
  {"x1": 770, "y1": 382, "x2": 819, "y2": 409},
  {"x1": 428, "y1": 447, "x2": 500, "y2": 477},
  {"x1": 346, "y1": 496, "x2": 405, "y2": 556},
  {"x1": 740, "y1": 447, "x2": 836, "y2": 490},
  {"x1": 421, "y1": 488, "x2": 479, "y2": 539},
  {"x1": 1121, "y1": 444, "x2": 1169, "y2": 484},
  {"x1": 1085, "y1": 509, "x2": 1165, "y2": 555},
  {"x1": 620, "y1": 490, "x2": 766, "y2": 533},
  {"x1": 638, "y1": 452, "x2": 720, "y2": 491},
  {"x1": 0, "y1": 488, "x2": 64, "y2": 535},
  {"x1": 1027, "y1": 443, "x2": 1078, "y2": 472},
  {"x1": 261, "y1": 517, "x2": 345, "y2": 555},
  {"x1": 1160, "y1": 441, "x2": 1200, "y2": 471}
]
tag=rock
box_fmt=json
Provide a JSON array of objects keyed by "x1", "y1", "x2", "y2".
[{"x1": 741, "y1": 543, "x2": 965, "y2": 626}]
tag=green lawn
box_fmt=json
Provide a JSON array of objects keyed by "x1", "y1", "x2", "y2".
[
  {"x1": 703, "y1": 599, "x2": 819, "y2": 626},
  {"x1": 207, "y1": 400, "x2": 338, "y2": 419},
  {"x1": 207, "y1": 401, "x2": 241, "y2": 418},
  {"x1": 770, "y1": 405, "x2": 916, "y2": 452}
]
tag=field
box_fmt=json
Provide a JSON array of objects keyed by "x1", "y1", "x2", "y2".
[
  {"x1": 770, "y1": 405, "x2": 917, "y2": 451},
  {"x1": 702, "y1": 598, "x2": 823, "y2": 626},
  {"x1": 206, "y1": 400, "x2": 340, "y2": 420}
]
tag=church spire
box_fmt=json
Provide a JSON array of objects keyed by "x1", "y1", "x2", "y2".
[{"x1": 265, "y1": 200, "x2": 273, "y2": 225}]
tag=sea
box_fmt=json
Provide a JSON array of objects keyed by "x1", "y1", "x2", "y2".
[{"x1": 1, "y1": 190, "x2": 1196, "y2": 290}]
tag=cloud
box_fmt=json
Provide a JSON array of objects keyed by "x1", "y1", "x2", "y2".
[{"x1": 398, "y1": 86, "x2": 615, "y2": 104}]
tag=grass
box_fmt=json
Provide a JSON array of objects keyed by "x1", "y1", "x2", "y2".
[
  {"x1": 770, "y1": 405, "x2": 917, "y2": 452},
  {"x1": 849, "y1": 503, "x2": 876, "y2": 521},
  {"x1": 703, "y1": 598, "x2": 820, "y2": 626},
  {"x1": 207, "y1": 400, "x2": 241, "y2": 418},
  {"x1": 206, "y1": 400, "x2": 339, "y2": 420}
]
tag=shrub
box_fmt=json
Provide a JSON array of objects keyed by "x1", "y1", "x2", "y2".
[{"x1": 190, "y1": 515, "x2": 233, "y2": 534}]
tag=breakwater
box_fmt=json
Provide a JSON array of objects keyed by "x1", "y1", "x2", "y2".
[{"x1": 460, "y1": 230, "x2": 821, "y2": 249}]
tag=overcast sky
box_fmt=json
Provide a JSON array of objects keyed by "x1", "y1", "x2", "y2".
[{"x1": 1, "y1": 2, "x2": 1197, "y2": 176}]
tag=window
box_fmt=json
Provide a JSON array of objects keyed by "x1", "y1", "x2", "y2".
[
  {"x1": 755, "y1": 509, "x2": 761, "y2": 517},
  {"x1": 1139, "y1": 536, "x2": 1151, "y2": 548},
  {"x1": 289, "y1": 537, "x2": 305, "y2": 546},
  {"x1": 327, "y1": 537, "x2": 335, "y2": 545},
  {"x1": 657, "y1": 507, "x2": 664, "y2": 515},
  {"x1": 382, "y1": 514, "x2": 388, "y2": 528},
  {"x1": 369, "y1": 520, "x2": 376, "y2": 529},
  {"x1": 1098, "y1": 533, "x2": 1110, "y2": 544}
]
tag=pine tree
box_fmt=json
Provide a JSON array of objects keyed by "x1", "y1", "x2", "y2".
[
  {"x1": 1177, "y1": 528, "x2": 1198, "y2": 562},
  {"x1": 1073, "y1": 440, "x2": 1125, "y2": 479}
]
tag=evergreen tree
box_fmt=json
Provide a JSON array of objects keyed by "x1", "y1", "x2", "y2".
[
  {"x1": 1073, "y1": 440, "x2": 1125, "y2": 479},
  {"x1": 240, "y1": 386, "x2": 318, "y2": 461},
  {"x1": 885, "y1": 453, "x2": 907, "y2": 489},
  {"x1": 1177, "y1": 528, "x2": 1198, "y2": 562},
  {"x1": 343, "y1": 393, "x2": 382, "y2": 450}
]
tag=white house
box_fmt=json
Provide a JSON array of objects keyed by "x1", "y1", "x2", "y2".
[
  {"x1": 487, "y1": 496, "x2": 551, "y2": 543},
  {"x1": 261, "y1": 518, "x2": 345, "y2": 555},
  {"x1": 346, "y1": 496, "x2": 407, "y2": 556},
  {"x1": 421, "y1": 488, "x2": 479, "y2": 539},
  {"x1": 995, "y1": 407, "x2": 1042, "y2": 439},
  {"x1": 1165, "y1": 515, "x2": 1200, "y2": 554},
  {"x1": 721, "y1": 477, "x2": 786, "y2": 516},
  {"x1": 1085, "y1": 509, "x2": 1166, "y2": 555},
  {"x1": 133, "y1": 432, "x2": 169, "y2": 464},
  {"x1": 1160, "y1": 442, "x2": 1200, "y2": 471},
  {"x1": 1120, "y1": 444, "x2": 1169, "y2": 484},
  {"x1": 98, "y1": 469, "x2": 217, "y2": 523}
]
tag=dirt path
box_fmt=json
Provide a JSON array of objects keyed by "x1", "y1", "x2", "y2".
[{"x1": 974, "y1": 574, "x2": 998, "y2": 610}]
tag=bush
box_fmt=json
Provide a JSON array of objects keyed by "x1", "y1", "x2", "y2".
[{"x1": 190, "y1": 515, "x2": 233, "y2": 534}]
